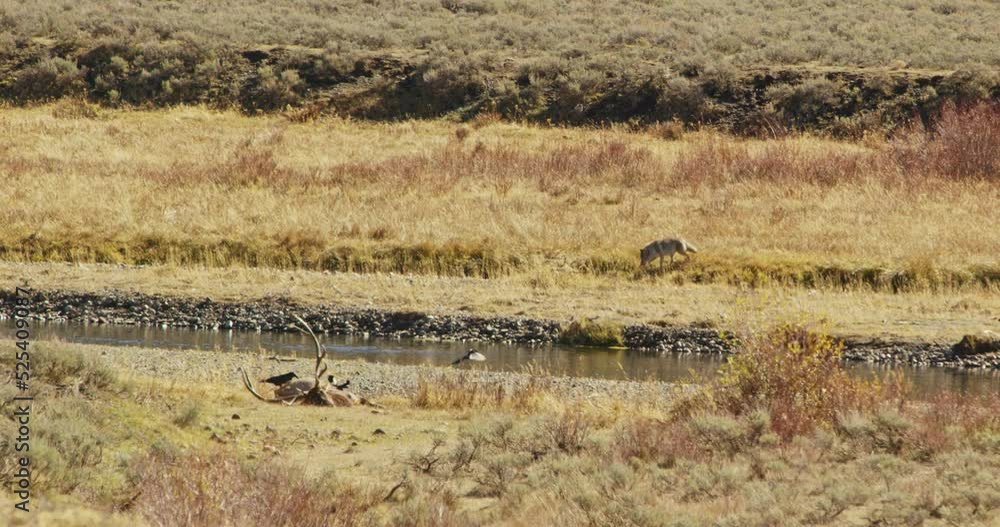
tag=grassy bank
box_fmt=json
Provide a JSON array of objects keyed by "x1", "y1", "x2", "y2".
[
  {"x1": 4, "y1": 330, "x2": 999, "y2": 526},
  {"x1": 2, "y1": 104, "x2": 998, "y2": 293},
  {"x1": 5, "y1": 261, "x2": 998, "y2": 343}
]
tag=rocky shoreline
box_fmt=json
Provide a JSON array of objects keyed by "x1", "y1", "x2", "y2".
[{"x1": 2, "y1": 289, "x2": 997, "y2": 370}]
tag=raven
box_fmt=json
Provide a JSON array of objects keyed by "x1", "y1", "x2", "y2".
[{"x1": 261, "y1": 371, "x2": 298, "y2": 386}]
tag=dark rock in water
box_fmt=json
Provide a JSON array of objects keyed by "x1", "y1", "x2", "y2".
[{"x1": 952, "y1": 331, "x2": 1000, "y2": 356}]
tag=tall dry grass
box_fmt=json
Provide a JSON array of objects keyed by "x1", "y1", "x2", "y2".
[
  {"x1": 891, "y1": 102, "x2": 1000, "y2": 181},
  {"x1": 112, "y1": 103, "x2": 1000, "y2": 191},
  {"x1": 130, "y1": 449, "x2": 376, "y2": 527},
  {"x1": 392, "y1": 325, "x2": 1000, "y2": 525},
  {"x1": 412, "y1": 370, "x2": 552, "y2": 413},
  {"x1": 0, "y1": 103, "x2": 997, "y2": 289}
]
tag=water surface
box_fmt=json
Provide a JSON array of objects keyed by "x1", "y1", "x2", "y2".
[{"x1": 7, "y1": 321, "x2": 998, "y2": 397}]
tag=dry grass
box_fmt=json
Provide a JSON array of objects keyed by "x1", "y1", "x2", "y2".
[
  {"x1": 412, "y1": 370, "x2": 551, "y2": 413},
  {"x1": 130, "y1": 449, "x2": 376, "y2": 527},
  {"x1": 358, "y1": 327, "x2": 1000, "y2": 525},
  {"x1": 5, "y1": 339, "x2": 1000, "y2": 526},
  {"x1": 0, "y1": 104, "x2": 997, "y2": 289}
]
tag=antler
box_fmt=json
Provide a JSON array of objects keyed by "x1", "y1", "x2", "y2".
[
  {"x1": 292, "y1": 315, "x2": 326, "y2": 392},
  {"x1": 241, "y1": 316, "x2": 364, "y2": 407},
  {"x1": 240, "y1": 367, "x2": 300, "y2": 404},
  {"x1": 240, "y1": 367, "x2": 269, "y2": 401}
]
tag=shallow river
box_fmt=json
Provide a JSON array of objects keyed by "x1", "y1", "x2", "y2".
[{"x1": 6, "y1": 321, "x2": 999, "y2": 397}]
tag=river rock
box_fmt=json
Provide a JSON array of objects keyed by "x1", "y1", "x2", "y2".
[{"x1": 952, "y1": 330, "x2": 1000, "y2": 357}]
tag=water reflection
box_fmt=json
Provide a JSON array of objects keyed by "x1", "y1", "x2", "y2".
[{"x1": 5, "y1": 321, "x2": 998, "y2": 397}]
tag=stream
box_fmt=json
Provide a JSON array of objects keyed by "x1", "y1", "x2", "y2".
[{"x1": 6, "y1": 321, "x2": 998, "y2": 397}]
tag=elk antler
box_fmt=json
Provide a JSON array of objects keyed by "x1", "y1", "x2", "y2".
[
  {"x1": 240, "y1": 367, "x2": 268, "y2": 401},
  {"x1": 240, "y1": 316, "x2": 361, "y2": 407},
  {"x1": 292, "y1": 315, "x2": 326, "y2": 393},
  {"x1": 240, "y1": 367, "x2": 301, "y2": 404}
]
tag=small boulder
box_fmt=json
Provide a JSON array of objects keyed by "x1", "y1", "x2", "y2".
[{"x1": 953, "y1": 331, "x2": 1000, "y2": 356}]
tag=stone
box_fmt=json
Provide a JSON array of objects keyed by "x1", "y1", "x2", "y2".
[{"x1": 953, "y1": 331, "x2": 1000, "y2": 356}]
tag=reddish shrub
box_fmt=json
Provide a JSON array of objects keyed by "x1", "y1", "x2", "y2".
[
  {"x1": 706, "y1": 324, "x2": 901, "y2": 440},
  {"x1": 671, "y1": 138, "x2": 880, "y2": 187},
  {"x1": 891, "y1": 102, "x2": 1000, "y2": 181}
]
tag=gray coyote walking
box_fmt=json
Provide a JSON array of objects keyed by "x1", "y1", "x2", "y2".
[{"x1": 640, "y1": 238, "x2": 698, "y2": 268}]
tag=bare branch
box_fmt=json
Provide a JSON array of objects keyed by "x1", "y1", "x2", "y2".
[
  {"x1": 267, "y1": 355, "x2": 296, "y2": 362},
  {"x1": 384, "y1": 473, "x2": 410, "y2": 502}
]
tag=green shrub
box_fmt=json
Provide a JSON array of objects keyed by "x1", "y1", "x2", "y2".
[
  {"x1": 31, "y1": 344, "x2": 117, "y2": 393},
  {"x1": 655, "y1": 76, "x2": 712, "y2": 123},
  {"x1": 244, "y1": 66, "x2": 301, "y2": 111},
  {"x1": 172, "y1": 403, "x2": 202, "y2": 428},
  {"x1": 939, "y1": 67, "x2": 1000, "y2": 105},
  {"x1": 688, "y1": 413, "x2": 748, "y2": 458},
  {"x1": 558, "y1": 319, "x2": 625, "y2": 347},
  {"x1": 10, "y1": 57, "x2": 84, "y2": 101},
  {"x1": 836, "y1": 409, "x2": 913, "y2": 456},
  {"x1": 766, "y1": 77, "x2": 846, "y2": 128},
  {"x1": 540, "y1": 409, "x2": 593, "y2": 454}
]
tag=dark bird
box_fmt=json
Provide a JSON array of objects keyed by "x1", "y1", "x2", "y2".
[
  {"x1": 336, "y1": 379, "x2": 351, "y2": 390},
  {"x1": 451, "y1": 348, "x2": 486, "y2": 366},
  {"x1": 261, "y1": 372, "x2": 298, "y2": 386}
]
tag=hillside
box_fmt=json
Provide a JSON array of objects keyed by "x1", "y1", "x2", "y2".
[{"x1": 1, "y1": 0, "x2": 998, "y2": 131}]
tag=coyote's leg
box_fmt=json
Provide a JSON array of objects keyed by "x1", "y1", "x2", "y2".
[{"x1": 660, "y1": 255, "x2": 665, "y2": 269}]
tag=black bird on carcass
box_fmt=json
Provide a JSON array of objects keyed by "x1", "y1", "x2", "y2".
[{"x1": 261, "y1": 372, "x2": 298, "y2": 386}]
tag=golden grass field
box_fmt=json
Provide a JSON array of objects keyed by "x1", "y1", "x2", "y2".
[
  {"x1": 2, "y1": 102, "x2": 998, "y2": 276},
  {"x1": 2, "y1": 3, "x2": 998, "y2": 525},
  {"x1": 2, "y1": 101, "x2": 998, "y2": 342}
]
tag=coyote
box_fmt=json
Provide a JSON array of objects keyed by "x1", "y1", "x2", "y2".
[{"x1": 640, "y1": 238, "x2": 698, "y2": 268}]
